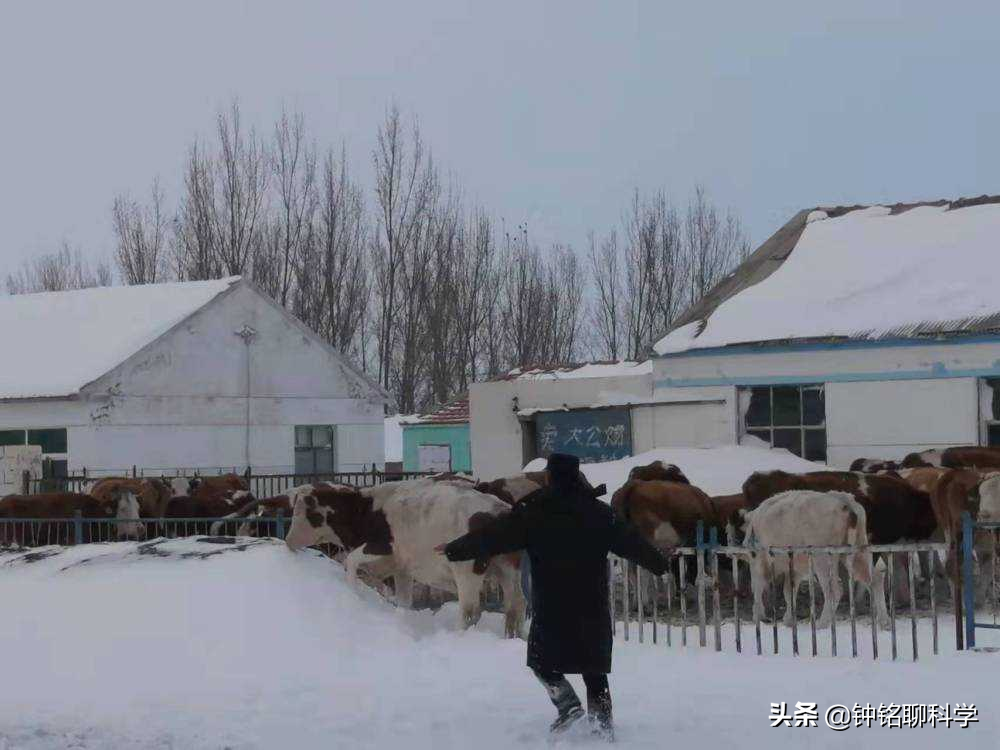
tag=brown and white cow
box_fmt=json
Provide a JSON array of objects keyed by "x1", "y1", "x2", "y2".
[
  {"x1": 849, "y1": 458, "x2": 899, "y2": 474},
  {"x1": 285, "y1": 478, "x2": 527, "y2": 637},
  {"x1": 0, "y1": 490, "x2": 144, "y2": 545},
  {"x1": 742, "y1": 470, "x2": 937, "y2": 544},
  {"x1": 165, "y1": 490, "x2": 253, "y2": 521},
  {"x1": 901, "y1": 446, "x2": 1000, "y2": 470},
  {"x1": 87, "y1": 477, "x2": 173, "y2": 518},
  {"x1": 475, "y1": 472, "x2": 549, "y2": 506},
  {"x1": 743, "y1": 490, "x2": 890, "y2": 628},
  {"x1": 930, "y1": 468, "x2": 1000, "y2": 600},
  {"x1": 208, "y1": 494, "x2": 292, "y2": 537}
]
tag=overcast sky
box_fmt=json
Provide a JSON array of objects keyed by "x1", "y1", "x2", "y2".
[{"x1": 2, "y1": 1, "x2": 998, "y2": 278}]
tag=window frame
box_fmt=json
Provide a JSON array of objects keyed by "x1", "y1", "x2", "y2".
[
  {"x1": 294, "y1": 424, "x2": 337, "y2": 474},
  {"x1": 980, "y1": 378, "x2": 1000, "y2": 446},
  {"x1": 739, "y1": 384, "x2": 827, "y2": 462}
]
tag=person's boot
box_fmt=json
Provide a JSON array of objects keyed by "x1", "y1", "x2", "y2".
[
  {"x1": 589, "y1": 693, "x2": 614, "y2": 742},
  {"x1": 550, "y1": 705, "x2": 586, "y2": 734},
  {"x1": 536, "y1": 672, "x2": 585, "y2": 735}
]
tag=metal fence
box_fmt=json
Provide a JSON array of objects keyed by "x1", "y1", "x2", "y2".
[
  {"x1": 959, "y1": 511, "x2": 1000, "y2": 650},
  {"x1": 0, "y1": 512, "x2": 290, "y2": 547},
  {"x1": 610, "y1": 524, "x2": 955, "y2": 661},
  {"x1": 23, "y1": 466, "x2": 435, "y2": 496}
]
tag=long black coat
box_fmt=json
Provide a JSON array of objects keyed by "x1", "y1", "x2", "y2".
[{"x1": 444, "y1": 480, "x2": 669, "y2": 674}]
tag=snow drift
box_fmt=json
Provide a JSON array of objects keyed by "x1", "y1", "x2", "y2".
[
  {"x1": 1, "y1": 535, "x2": 998, "y2": 749},
  {"x1": 525, "y1": 445, "x2": 826, "y2": 498}
]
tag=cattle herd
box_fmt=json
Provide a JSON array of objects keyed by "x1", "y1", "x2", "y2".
[{"x1": 2, "y1": 445, "x2": 1000, "y2": 633}]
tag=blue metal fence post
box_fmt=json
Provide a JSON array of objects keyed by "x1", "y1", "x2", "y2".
[
  {"x1": 73, "y1": 510, "x2": 83, "y2": 546},
  {"x1": 962, "y1": 511, "x2": 976, "y2": 649},
  {"x1": 276, "y1": 509, "x2": 285, "y2": 539}
]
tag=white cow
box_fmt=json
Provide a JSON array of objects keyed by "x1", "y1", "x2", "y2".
[
  {"x1": 285, "y1": 478, "x2": 527, "y2": 638},
  {"x1": 743, "y1": 490, "x2": 890, "y2": 629}
]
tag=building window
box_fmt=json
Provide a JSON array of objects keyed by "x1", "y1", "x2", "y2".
[
  {"x1": 981, "y1": 379, "x2": 1000, "y2": 446},
  {"x1": 0, "y1": 430, "x2": 26, "y2": 447},
  {"x1": 740, "y1": 385, "x2": 826, "y2": 462},
  {"x1": 295, "y1": 425, "x2": 336, "y2": 474},
  {"x1": 27, "y1": 428, "x2": 68, "y2": 454}
]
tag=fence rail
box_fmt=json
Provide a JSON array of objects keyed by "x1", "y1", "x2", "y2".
[
  {"x1": 23, "y1": 466, "x2": 435, "y2": 496},
  {"x1": 610, "y1": 522, "x2": 956, "y2": 662}
]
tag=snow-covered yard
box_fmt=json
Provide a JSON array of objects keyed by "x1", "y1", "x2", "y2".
[{"x1": 1, "y1": 537, "x2": 997, "y2": 750}]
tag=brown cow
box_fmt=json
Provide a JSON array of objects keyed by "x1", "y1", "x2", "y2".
[
  {"x1": 0, "y1": 490, "x2": 144, "y2": 546},
  {"x1": 87, "y1": 477, "x2": 173, "y2": 518},
  {"x1": 612, "y1": 479, "x2": 720, "y2": 547},
  {"x1": 627, "y1": 460, "x2": 690, "y2": 484},
  {"x1": 742, "y1": 470, "x2": 936, "y2": 545},
  {"x1": 188, "y1": 473, "x2": 248, "y2": 499},
  {"x1": 165, "y1": 492, "x2": 253, "y2": 518},
  {"x1": 897, "y1": 467, "x2": 950, "y2": 497}
]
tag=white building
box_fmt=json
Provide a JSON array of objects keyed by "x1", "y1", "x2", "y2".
[
  {"x1": 0, "y1": 277, "x2": 386, "y2": 478},
  {"x1": 471, "y1": 197, "x2": 1000, "y2": 476},
  {"x1": 650, "y1": 197, "x2": 1000, "y2": 468}
]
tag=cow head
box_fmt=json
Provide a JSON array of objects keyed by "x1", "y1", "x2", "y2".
[
  {"x1": 900, "y1": 450, "x2": 940, "y2": 469},
  {"x1": 170, "y1": 477, "x2": 197, "y2": 497},
  {"x1": 103, "y1": 487, "x2": 145, "y2": 540},
  {"x1": 285, "y1": 484, "x2": 380, "y2": 552}
]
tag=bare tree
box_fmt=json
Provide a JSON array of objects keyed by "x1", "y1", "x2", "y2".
[
  {"x1": 7, "y1": 242, "x2": 111, "y2": 294},
  {"x1": 371, "y1": 106, "x2": 437, "y2": 397},
  {"x1": 173, "y1": 141, "x2": 221, "y2": 280},
  {"x1": 213, "y1": 101, "x2": 269, "y2": 276},
  {"x1": 112, "y1": 178, "x2": 167, "y2": 285},
  {"x1": 684, "y1": 185, "x2": 750, "y2": 302},
  {"x1": 587, "y1": 230, "x2": 623, "y2": 360},
  {"x1": 293, "y1": 146, "x2": 369, "y2": 356},
  {"x1": 269, "y1": 109, "x2": 317, "y2": 306}
]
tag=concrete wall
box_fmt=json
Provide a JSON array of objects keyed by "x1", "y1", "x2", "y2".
[
  {"x1": 402, "y1": 424, "x2": 472, "y2": 473},
  {"x1": 825, "y1": 378, "x2": 978, "y2": 467},
  {"x1": 651, "y1": 337, "x2": 1000, "y2": 468},
  {"x1": 0, "y1": 283, "x2": 384, "y2": 474},
  {"x1": 470, "y1": 373, "x2": 652, "y2": 478}
]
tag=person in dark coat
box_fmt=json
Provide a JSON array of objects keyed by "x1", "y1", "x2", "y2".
[{"x1": 439, "y1": 453, "x2": 670, "y2": 739}]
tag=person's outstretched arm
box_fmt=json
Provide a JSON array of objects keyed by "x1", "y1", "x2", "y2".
[
  {"x1": 441, "y1": 509, "x2": 528, "y2": 562},
  {"x1": 608, "y1": 516, "x2": 670, "y2": 575}
]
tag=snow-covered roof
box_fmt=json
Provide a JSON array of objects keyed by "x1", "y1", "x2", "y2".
[
  {"x1": 0, "y1": 277, "x2": 240, "y2": 398},
  {"x1": 655, "y1": 196, "x2": 1000, "y2": 354},
  {"x1": 497, "y1": 360, "x2": 652, "y2": 382}
]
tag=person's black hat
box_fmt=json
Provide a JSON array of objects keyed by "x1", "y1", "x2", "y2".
[{"x1": 546, "y1": 453, "x2": 580, "y2": 486}]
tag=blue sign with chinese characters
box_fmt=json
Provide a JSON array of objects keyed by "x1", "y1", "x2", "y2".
[{"x1": 534, "y1": 408, "x2": 632, "y2": 464}]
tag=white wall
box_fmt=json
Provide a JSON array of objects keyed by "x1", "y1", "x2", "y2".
[
  {"x1": 0, "y1": 283, "x2": 384, "y2": 474},
  {"x1": 825, "y1": 378, "x2": 978, "y2": 468},
  {"x1": 652, "y1": 338, "x2": 1000, "y2": 468},
  {"x1": 632, "y1": 393, "x2": 735, "y2": 453}
]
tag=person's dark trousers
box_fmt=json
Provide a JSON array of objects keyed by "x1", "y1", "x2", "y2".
[{"x1": 532, "y1": 668, "x2": 612, "y2": 727}]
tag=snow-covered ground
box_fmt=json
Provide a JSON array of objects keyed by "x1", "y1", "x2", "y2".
[
  {"x1": 2, "y1": 537, "x2": 997, "y2": 749},
  {"x1": 524, "y1": 445, "x2": 825, "y2": 498}
]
